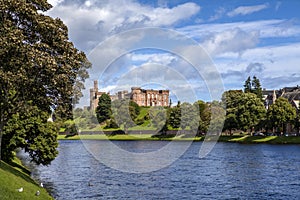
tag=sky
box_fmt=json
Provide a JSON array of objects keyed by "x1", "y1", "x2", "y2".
[{"x1": 46, "y1": 0, "x2": 300, "y2": 106}]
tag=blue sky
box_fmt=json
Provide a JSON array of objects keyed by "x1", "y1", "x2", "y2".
[{"x1": 47, "y1": 0, "x2": 300, "y2": 105}]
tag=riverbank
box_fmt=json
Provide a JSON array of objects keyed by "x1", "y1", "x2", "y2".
[
  {"x1": 58, "y1": 134, "x2": 300, "y2": 144},
  {"x1": 0, "y1": 158, "x2": 53, "y2": 200}
]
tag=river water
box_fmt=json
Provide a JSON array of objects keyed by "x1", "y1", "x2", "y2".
[{"x1": 31, "y1": 140, "x2": 300, "y2": 199}]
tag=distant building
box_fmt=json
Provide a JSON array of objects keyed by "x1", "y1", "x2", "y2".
[
  {"x1": 89, "y1": 80, "x2": 169, "y2": 109},
  {"x1": 263, "y1": 86, "x2": 300, "y2": 110},
  {"x1": 131, "y1": 87, "x2": 169, "y2": 107}
]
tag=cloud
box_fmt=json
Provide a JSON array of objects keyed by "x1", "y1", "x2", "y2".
[
  {"x1": 47, "y1": 1, "x2": 200, "y2": 51},
  {"x1": 227, "y1": 3, "x2": 269, "y2": 17},
  {"x1": 48, "y1": 0, "x2": 64, "y2": 7},
  {"x1": 201, "y1": 28, "x2": 259, "y2": 55},
  {"x1": 214, "y1": 42, "x2": 300, "y2": 91},
  {"x1": 208, "y1": 7, "x2": 226, "y2": 22},
  {"x1": 245, "y1": 62, "x2": 265, "y2": 74}
]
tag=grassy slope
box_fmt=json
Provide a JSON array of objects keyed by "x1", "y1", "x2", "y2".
[{"x1": 0, "y1": 159, "x2": 52, "y2": 200}]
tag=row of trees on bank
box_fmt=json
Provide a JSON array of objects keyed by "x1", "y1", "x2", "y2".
[{"x1": 93, "y1": 76, "x2": 299, "y2": 135}]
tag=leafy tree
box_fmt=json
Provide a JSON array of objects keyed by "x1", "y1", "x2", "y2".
[
  {"x1": 180, "y1": 102, "x2": 199, "y2": 133},
  {"x1": 96, "y1": 94, "x2": 112, "y2": 124},
  {"x1": 149, "y1": 106, "x2": 167, "y2": 132},
  {"x1": 236, "y1": 93, "x2": 266, "y2": 132},
  {"x1": 0, "y1": 1, "x2": 90, "y2": 163},
  {"x1": 243, "y1": 76, "x2": 263, "y2": 100},
  {"x1": 243, "y1": 76, "x2": 252, "y2": 93},
  {"x1": 222, "y1": 90, "x2": 266, "y2": 133},
  {"x1": 129, "y1": 100, "x2": 140, "y2": 121},
  {"x1": 2, "y1": 105, "x2": 58, "y2": 165},
  {"x1": 111, "y1": 99, "x2": 136, "y2": 132},
  {"x1": 194, "y1": 100, "x2": 211, "y2": 133},
  {"x1": 168, "y1": 102, "x2": 181, "y2": 129},
  {"x1": 267, "y1": 97, "x2": 297, "y2": 133},
  {"x1": 222, "y1": 90, "x2": 243, "y2": 133},
  {"x1": 252, "y1": 76, "x2": 263, "y2": 100}
]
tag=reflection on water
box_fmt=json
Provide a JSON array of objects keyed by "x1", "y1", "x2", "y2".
[{"x1": 32, "y1": 140, "x2": 300, "y2": 199}]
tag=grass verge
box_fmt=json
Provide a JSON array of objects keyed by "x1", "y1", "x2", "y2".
[
  {"x1": 0, "y1": 158, "x2": 53, "y2": 200},
  {"x1": 58, "y1": 134, "x2": 300, "y2": 144}
]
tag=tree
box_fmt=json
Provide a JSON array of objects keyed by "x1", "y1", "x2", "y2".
[
  {"x1": 168, "y1": 102, "x2": 181, "y2": 129},
  {"x1": 194, "y1": 100, "x2": 211, "y2": 134},
  {"x1": 236, "y1": 93, "x2": 266, "y2": 132},
  {"x1": 2, "y1": 105, "x2": 58, "y2": 165},
  {"x1": 222, "y1": 90, "x2": 266, "y2": 133},
  {"x1": 0, "y1": 1, "x2": 90, "y2": 164},
  {"x1": 243, "y1": 76, "x2": 263, "y2": 100},
  {"x1": 129, "y1": 100, "x2": 140, "y2": 121},
  {"x1": 244, "y1": 76, "x2": 252, "y2": 93},
  {"x1": 96, "y1": 94, "x2": 112, "y2": 124},
  {"x1": 149, "y1": 106, "x2": 167, "y2": 132},
  {"x1": 179, "y1": 102, "x2": 199, "y2": 134},
  {"x1": 252, "y1": 76, "x2": 263, "y2": 100},
  {"x1": 111, "y1": 99, "x2": 137, "y2": 132},
  {"x1": 222, "y1": 90, "x2": 243, "y2": 133},
  {"x1": 267, "y1": 97, "x2": 297, "y2": 133}
]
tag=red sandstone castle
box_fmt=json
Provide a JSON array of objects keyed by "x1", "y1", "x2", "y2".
[{"x1": 90, "y1": 80, "x2": 169, "y2": 110}]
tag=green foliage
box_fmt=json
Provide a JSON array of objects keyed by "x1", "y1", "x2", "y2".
[
  {"x1": 148, "y1": 106, "x2": 168, "y2": 132},
  {"x1": 2, "y1": 106, "x2": 58, "y2": 165},
  {"x1": 252, "y1": 76, "x2": 263, "y2": 99},
  {"x1": 194, "y1": 100, "x2": 211, "y2": 133},
  {"x1": 243, "y1": 76, "x2": 263, "y2": 100},
  {"x1": 267, "y1": 97, "x2": 297, "y2": 132},
  {"x1": 168, "y1": 104, "x2": 181, "y2": 129},
  {"x1": 243, "y1": 76, "x2": 252, "y2": 93},
  {"x1": 111, "y1": 99, "x2": 137, "y2": 131},
  {"x1": 96, "y1": 94, "x2": 112, "y2": 123},
  {"x1": 223, "y1": 91, "x2": 266, "y2": 132},
  {"x1": 180, "y1": 102, "x2": 199, "y2": 131},
  {"x1": 0, "y1": 0, "x2": 90, "y2": 164}
]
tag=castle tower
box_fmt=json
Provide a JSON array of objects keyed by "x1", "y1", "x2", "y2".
[{"x1": 94, "y1": 80, "x2": 98, "y2": 92}]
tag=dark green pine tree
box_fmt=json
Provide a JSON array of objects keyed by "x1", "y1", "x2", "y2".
[
  {"x1": 243, "y1": 76, "x2": 252, "y2": 93},
  {"x1": 96, "y1": 94, "x2": 112, "y2": 124},
  {"x1": 252, "y1": 76, "x2": 263, "y2": 100}
]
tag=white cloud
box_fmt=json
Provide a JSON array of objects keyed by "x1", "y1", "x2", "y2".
[
  {"x1": 213, "y1": 43, "x2": 300, "y2": 90},
  {"x1": 208, "y1": 7, "x2": 226, "y2": 22},
  {"x1": 179, "y1": 19, "x2": 300, "y2": 40},
  {"x1": 48, "y1": 0, "x2": 64, "y2": 7},
  {"x1": 227, "y1": 3, "x2": 269, "y2": 17},
  {"x1": 201, "y1": 28, "x2": 259, "y2": 55},
  {"x1": 47, "y1": 1, "x2": 200, "y2": 51},
  {"x1": 130, "y1": 53, "x2": 177, "y2": 66}
]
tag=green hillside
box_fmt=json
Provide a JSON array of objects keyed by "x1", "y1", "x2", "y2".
[{"x1": 0, "y1": 159, "x2": 53, "y2": 200}]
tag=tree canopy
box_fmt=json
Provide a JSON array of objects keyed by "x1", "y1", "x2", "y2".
[
  {"x1": 0, "y1": 0, "x2": 90, "y2": 164},
  {"x1": 267, "y1": 97, "x2": 297, "y2": 133},
  {"x1": 96, "y1": 93, "x2": 112, "y2": 124}
]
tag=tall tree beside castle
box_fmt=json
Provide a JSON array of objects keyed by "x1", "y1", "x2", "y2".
[
  {"x1": 243, "y1": 76, "x2": 252, "y2": 93},
  {"x1": 252, "y1": 76, "x2": 263, "y2": 99},
  {"x1": 0, "y1": 0, "x2": 91, "y2": 164},
  {"x1": 243, "y1": 76, "x2": 263, "y2": 100},
  {"x1": 96, "y1": 94, "x2": 112, "y2": 124}
]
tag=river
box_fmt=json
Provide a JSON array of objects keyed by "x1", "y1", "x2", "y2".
[{"x1": 31, "y1": 140, "x2": 300, "y2": 199}]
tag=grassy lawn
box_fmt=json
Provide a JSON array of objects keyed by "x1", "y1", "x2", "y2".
[{"x1": 0, "y1": 159, "x2": 52, "y2": 200}]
